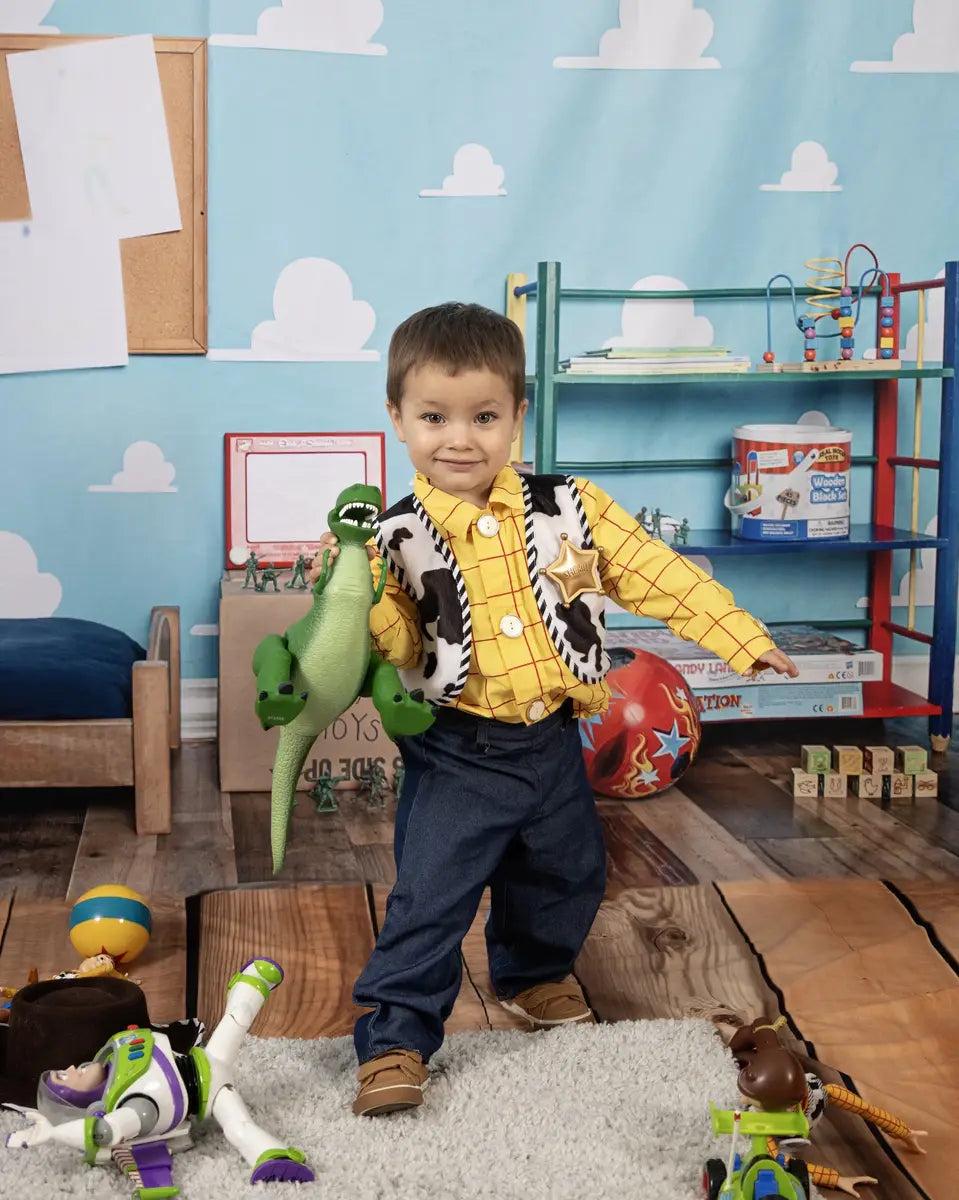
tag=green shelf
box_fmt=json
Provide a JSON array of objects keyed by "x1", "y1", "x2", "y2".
[{"x1": 551, "y1": 367, "x2": 953, "y2": 387}]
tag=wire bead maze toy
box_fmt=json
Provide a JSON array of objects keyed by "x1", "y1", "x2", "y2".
[{"x1": 759, "y1": 243, "x2": 899, "y2": 372}]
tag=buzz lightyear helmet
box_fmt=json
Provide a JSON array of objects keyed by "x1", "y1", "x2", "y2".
[{"x1": 36, "y1": 1061, "x2": 107, "y2": 1124}]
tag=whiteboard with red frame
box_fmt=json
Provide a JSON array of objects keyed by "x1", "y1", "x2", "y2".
[{"x1": 224, "y1": 432, "x2": 386, "y2": 569}]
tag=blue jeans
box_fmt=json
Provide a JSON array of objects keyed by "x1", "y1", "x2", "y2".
[{"x1": 352, "y1": 700, "x2": 607, "y2": 1065}]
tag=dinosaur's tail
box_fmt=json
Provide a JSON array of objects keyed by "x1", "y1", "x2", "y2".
[{"x1": 271, "y1": 729, "x2": 317, "y2": 875}]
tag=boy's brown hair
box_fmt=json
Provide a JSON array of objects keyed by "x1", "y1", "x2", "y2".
[{"x1": 386, "y1": 302, "x2": 526, "y2": 408}]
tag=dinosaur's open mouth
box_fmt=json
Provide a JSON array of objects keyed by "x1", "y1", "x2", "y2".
[{"x1": 338, "y1": 502, "x2": 378, "y2": 527}]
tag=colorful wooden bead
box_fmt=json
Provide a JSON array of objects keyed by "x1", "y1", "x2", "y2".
[
  {"x1": 763, "y1": 350, "x2": 775, "y2": 363},
  {"x1": 804, "y1": 349, "x2": 817, "y2": 361}
]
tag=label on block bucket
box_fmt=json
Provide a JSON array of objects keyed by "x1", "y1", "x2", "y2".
[{"x1": 724, "y1": 423, "x2": 851, "y2": 540}]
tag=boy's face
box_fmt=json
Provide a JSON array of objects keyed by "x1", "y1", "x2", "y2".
[{"x1": 388, "y1": 364, "x2": 527, "y2": 508}]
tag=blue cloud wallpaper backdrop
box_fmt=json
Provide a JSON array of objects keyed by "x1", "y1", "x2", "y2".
[{"x1": 1, "y1": 0, "x2": 957, "y2": 722}]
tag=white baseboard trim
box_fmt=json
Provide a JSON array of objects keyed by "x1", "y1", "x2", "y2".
[
  {"x1": 179, "y1": 655, "x2": 959, "y2": 741},
  {"x1": 181, "y1": 677, "x2": 217, "y2": 741},
  {"x1": 891, "y1": 655, "x2": 959, "y2": 713}
]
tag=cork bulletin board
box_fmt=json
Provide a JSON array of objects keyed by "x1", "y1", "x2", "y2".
[{"x1": 0, "y1": 35, "x2": 207, "y2": 354}]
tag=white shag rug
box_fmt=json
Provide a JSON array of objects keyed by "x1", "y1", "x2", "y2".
[{"x1": 0, "y1": 1020, "x2": 796, "y2": 1199}]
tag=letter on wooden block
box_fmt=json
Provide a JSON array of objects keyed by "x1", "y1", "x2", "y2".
[
  {"x1": 863, "y1": 746, "x2": 894, "y2": 775},
  {"x1": 823, "y1": 772, "x2": 847, "y2": 798},
  {"x1": 792, "y1": 767, "x2": 820, "y2": 798},
  {"x1": 854, "y1": 773, "x2": 883, "y2": 800},
  {"x1": 895, "y1": 745, "x2": 927, "y2": 775},
  {"x1": 832, "y1": 745, "x2": 863, "y2": 776},
  {"x1": 801, "y1": 744, "x2": 831, "y2": 774},
  {"x1": 890, "y1": 773, "x2": 914, "y2": 802}
]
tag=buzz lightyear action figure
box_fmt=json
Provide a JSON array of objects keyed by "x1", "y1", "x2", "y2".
[{"x1": 4, "y1": 958, "x2": 313, "y2": 1197}]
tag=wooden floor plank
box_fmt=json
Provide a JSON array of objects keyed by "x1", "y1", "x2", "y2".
[
  {"x1": 0, "y1": 792, "x2": 86, "y2": 898},
  {"x1": 597, "y1": 803, "x2": 697, "y2": 892},
  {"x1": 0, "y1": 892, "x2": 186, "y2": 1023},
  {"x1": 720, "y1": 878, "x2": 957, "y2": 1199},
  {"x1": 680, "y1": 750, "x2": 836, "y2": 841},
  {"x1": 894, "y1": 881, "x2": 959, "y2": 964},
  {"x1": 749, "y1": 835, "x2": 888, "y2": 879},
  {"x1": 195, "y1": 884, "x2": 373, "y2": 1039},
  {"x1": 230, "y1": 792, "x2": 362, "y2": 884},
  {"x1": 575, "y1": 884, "x2": 920, "y2": 1196},
  {"x1": 632, "y1": 792, "x2": 781, "y2": 882}
]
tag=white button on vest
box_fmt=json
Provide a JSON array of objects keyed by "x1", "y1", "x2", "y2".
[
  {"x1": 477, "y1": 514, "x2": 499, "y2": 537},
  {"x1": 499, "y1": 614, "x2": 523, "y2": 638},
  {"x1": 527, "y1": 700, "x2": 546, "y2": 721}
]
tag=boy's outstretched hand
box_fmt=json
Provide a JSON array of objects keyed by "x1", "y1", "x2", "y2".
[{"x1": 748, "y1": 648, "x2": 800, "y2": 679}]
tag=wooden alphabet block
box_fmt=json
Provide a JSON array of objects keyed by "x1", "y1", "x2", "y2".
[
  {"x1": 792, "y1": 768, "x2": 821, "y2": 798},
  {"x1": 863, "y1": 746, "x2": 894, "y2": 775},
  {"x1": 914, "y1": 771, "x2": 938, "y2": 799},
  {"x1": 801, "y1": 744, "x2": 831, "y2": 775},
  {"x1": 823, "y1": 771, "x2": 847, "y2": 798},
  {"x1": 890, "y1": 773, "x2": 914, "y2": 803},
  {"x1": 832, "y1": 745, "x2": 863, "y2": 776},
  {"x1": 853, "y1": 773, "x2": 883, "y2": 801},
  {"x1": 895, "y1": 745, "x2": 927, "y2": 775}
]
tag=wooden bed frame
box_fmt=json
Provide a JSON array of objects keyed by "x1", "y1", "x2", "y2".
[{"x1": 0, "y1": 606, "x2": 181, "y2": 835}]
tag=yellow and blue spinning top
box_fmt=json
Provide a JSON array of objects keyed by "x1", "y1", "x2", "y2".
[{"x1": 68, "y1": 884, "x2": 152, "y2": 964}]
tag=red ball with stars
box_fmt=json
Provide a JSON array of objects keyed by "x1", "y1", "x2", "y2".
[{"x1": 580, "y1": 647, "x2": 701, "y2": 799}]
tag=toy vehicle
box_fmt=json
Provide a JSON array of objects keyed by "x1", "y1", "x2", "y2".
[{"x1": 702, "y1": 1104, "x2": 811, "y2": 1200}]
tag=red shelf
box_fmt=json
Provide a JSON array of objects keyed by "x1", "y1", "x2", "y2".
[
  {"x1": 861, "y1": 681, "x2": 940, "y2": 719},
  {"x1": 701, "y1": 682, "x2": 940, "y2": 724}
]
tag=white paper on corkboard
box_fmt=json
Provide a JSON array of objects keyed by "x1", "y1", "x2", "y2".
[
  {"x1": 7, "y1": 33, "x2": 181, "y2": 240},
  {"x1": 0, "y1": 219, "x2": 128, "y2": 375}
]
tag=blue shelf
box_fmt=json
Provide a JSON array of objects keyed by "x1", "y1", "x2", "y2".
[
  {"x1": 552, "y1": 367, "x2": 953, "y2": 387},
  {"x1": 676, "y1": 525, "x2": 945, "y2": 556}
]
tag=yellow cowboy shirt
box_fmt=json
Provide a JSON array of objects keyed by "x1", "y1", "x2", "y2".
[{"x1": 369, "y1": 467, "x2": 774, "y2": 725}]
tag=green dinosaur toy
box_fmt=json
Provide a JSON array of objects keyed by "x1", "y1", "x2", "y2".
[{"x1": 252, "y1": 483, "x2": 434, "y2": 874}]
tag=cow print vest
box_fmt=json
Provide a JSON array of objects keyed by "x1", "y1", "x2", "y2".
[{"x1": 373, "y1": 473, "x2": 610, "y2": 705}]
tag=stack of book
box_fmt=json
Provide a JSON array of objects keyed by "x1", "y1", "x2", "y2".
[
  {"x1": 605, "y1": 624, "x2": 882, "y2": 723},
  {"x1": 561, "y1": 346, "x2": 751, "y2": 375}
]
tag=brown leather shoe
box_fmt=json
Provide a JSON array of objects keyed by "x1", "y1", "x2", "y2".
[
  {"x1": 353, "y1": 1049, "x2": 428, "y2": 1116},
  {"x1": 500, "y1": 979, "x2": 596, "y2": 1027}
]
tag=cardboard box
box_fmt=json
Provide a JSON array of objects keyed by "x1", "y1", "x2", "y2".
[{"x1": 217, "y1": 576, "x2": 401, "y2": 793}]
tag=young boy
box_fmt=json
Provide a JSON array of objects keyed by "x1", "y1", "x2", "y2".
[{"x1": 313, "y1": 302, "x2": 798, "y2": 1117}]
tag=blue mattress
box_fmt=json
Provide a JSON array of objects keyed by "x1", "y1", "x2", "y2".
[{"x1": 0, "y1": 617, "x2": 146, "y2": 721}]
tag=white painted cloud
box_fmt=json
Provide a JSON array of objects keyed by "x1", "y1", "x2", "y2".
[
  {"x1": 797, "y1": 410, "x2": 833, "y2": 427},
  {"x1": 419, "y1": 144, "x2": 506, "y2": 197},
  {"x1": 190, "y1": 623, "x2": 219, "y2": 637},
  {"x1": 208, "y1": 259, "x2": 379, "y2": 361},
  {"x1": 88, "y1": 441, "x2": 177, "y2": 492},
  {"x1": 852, "y1": 0, "x2": 959, "y2": 72},
  {"x1": 1, "y1": 1, "x2": 58, "y2": 31},
  {"x1": 903, "y1": 269, "x2": 945, "y2": 361},
  {"x1": 760, "y1": 142, "x2": 841, "y2": 192},
  {"x1": 209, "y1": 0, "x2": 386, "y2": 54},
  {"x1": 0, "y1": 532, "x2": 62, "y2": 617},
  {"x1": 604, "y1": 276, "x2": 713, "y2": 349},
  {"x1": 857, "y1": 518, "x2": 937, "y2": 609},
  {"x1": 554, "y1": 0, "x2": 720, "y2": 70}
]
